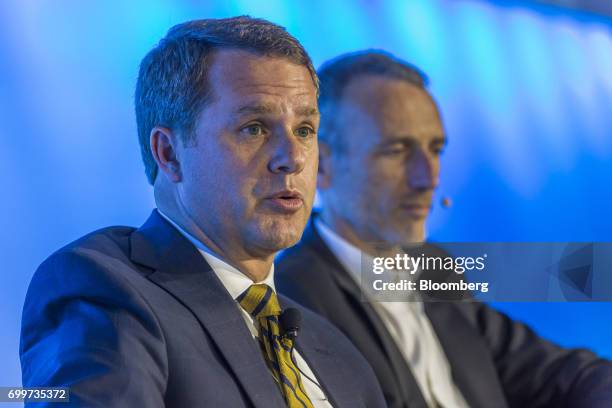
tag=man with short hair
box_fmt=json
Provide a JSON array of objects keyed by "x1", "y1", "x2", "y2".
[
  {"x1": 20, "y1": 19, "x2": 386, "y2": 408},
  {"x1": 276, "y1": 50, "x2": 612, "y2": 408}
]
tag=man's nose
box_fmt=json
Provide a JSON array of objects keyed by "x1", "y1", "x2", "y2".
[
  {"x1": 267, "y1": 130, "x2": 307, "y2": 174},
  {"x1": 408, "y1": 148, "x2": 438, "y2": 190}
]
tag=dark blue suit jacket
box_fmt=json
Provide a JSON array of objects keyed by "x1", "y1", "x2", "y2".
[
  {"x1": 20, "y1": 210, "x2": 387, "y2": 408},
  {"x1": 276, "y1": 215, "x2": 612, "y2": 408}
]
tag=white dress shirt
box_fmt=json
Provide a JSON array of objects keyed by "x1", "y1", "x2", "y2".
[
  {"x1": 315, "y1": 218, "x2": 469, "y2": 408},
  {"x1": 158, "y1": 211, "x2": 332, "y2": 408}
]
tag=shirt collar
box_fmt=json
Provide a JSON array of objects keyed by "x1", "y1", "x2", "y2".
[
  {"x1": 314, "y1": 217, "x2": 367, "y2": 285},
  {"x1": 157, "y1": 210, "x2": 275, "y2": 300},
  {"x1": 315, "y1": 216, "x2": 423, "y2": 307}
]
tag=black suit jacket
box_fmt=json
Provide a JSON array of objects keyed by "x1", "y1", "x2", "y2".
[
  {"x1": 20, "y1": 210, "x2": 387, "y2": 408},
  {"x1": 275, "y1": 215, "x2": 612, "y2": 408}
]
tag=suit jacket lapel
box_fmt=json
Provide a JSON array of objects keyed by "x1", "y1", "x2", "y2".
[
  {"x1": 301, "y1": 216, "x2": 429, "y2": 408},
  {"x1": 424, "y1": 302, "x2": 509, "y2": 408},
  {"x1": 130, "y1": 210, "x2": 285, "y2": 408},
  {"x1": 304, "y1": 216, "x2": 508, "y2": 407}
]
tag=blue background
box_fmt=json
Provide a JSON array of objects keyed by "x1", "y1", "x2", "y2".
[{"x1": 1, "y1": 0, "x2": 611, "y2": 390}]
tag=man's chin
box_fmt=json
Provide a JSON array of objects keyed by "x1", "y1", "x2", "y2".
[
  {"x1": 389, "y1": 225, "x2": 426, "y2": 246},
  {"x1": 251, "y1": 217, "x2": 307, "y2": 251},
  {"x1": 255, "y1": 232, "x2": 302, "y2": 253}
]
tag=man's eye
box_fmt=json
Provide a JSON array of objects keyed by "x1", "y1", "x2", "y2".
[
  {"x1": 295, "y1": 127, "x2": 314, "y2": 138},
  {"x1": 242, "y1": 125, "x2": 264, "y2": 136},
  {"x1": 382, "y1": 145, "x2": 406, "y2": 155},
  {"x1": 432, "y1": 146, "x2": 445, "y2": 155}
]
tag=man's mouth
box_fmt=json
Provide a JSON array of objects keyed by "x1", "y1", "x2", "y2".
[
  {"x1": 400, "y1": 202, "x2": 431, "y2": 217},
  {"x1": 265, "y1": 190, "x2": 304, "y2": 213}
]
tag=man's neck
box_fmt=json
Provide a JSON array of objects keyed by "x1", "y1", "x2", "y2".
[
  {"x1": 318, "y1": 211, "x2": 400, "y2": 258},
  {"x1": 157, "y1": 201, "x2": 273, "y2": 283}
]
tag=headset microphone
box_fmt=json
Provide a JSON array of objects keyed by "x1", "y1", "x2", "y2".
[{"x1": 441, "y1": 196, "x2": 452, "y2": 209}]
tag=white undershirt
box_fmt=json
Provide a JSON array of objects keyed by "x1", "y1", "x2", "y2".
[
  {"x1": 315, "y1": 218, "x2": 469, "y2": 408},
  {"x1": 158, "y1": 211, "x2": 332, "y2": 407}
]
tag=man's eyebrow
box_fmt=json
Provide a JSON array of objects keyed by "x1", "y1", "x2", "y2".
[
  {"x1": 234, "y1": 104, "x2": 319, "y2": 117},
  {"x1": 382, "y1": 134, "x2": 447, "y2": 145},
  {"x1": 432, "y1": 135, "x2": 448, "y2": 145},
  {"x1": 295, "y1": 106, "x2": 319, "y2": 117}
]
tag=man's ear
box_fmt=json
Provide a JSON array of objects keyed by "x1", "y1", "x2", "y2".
[
  {"x1": 317, "y1": 142, "x2": 332, "y2": 190},
  {"x1": 150, "y1": 126, "x2": 182, "y2": 183}
]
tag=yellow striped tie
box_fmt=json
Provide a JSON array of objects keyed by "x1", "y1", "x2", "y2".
[{"x1": 237, "y1": 284, "x2": 314, "y2": 408}]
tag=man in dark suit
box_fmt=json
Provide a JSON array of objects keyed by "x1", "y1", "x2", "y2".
[
  {"x1": 276, "y1": 51, "x2": 612, "y2": 408},
  {"x1": 19, "y1": 18, "x2": 386, "y2": 408}
]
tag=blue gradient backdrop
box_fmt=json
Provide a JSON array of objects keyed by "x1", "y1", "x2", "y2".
[{"x1": 1, "y1": 0, "x2": 611, "y2": 390}]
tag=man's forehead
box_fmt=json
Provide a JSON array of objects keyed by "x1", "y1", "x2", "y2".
[
  {"x1": 342, "y1": 74, "x2": 433, "y2": 109},
  {"x1": 208, "y1": 48, "x2": 317, "y2": 97},
  {"x1": 333, "y1": 75, "x2": 444, "y2": 145},
  {"x1": 340, "y1": 75, "x2": 438, "y2": 117}
]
